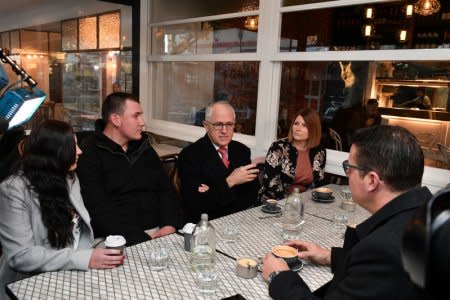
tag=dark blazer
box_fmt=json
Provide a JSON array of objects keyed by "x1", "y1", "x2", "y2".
[
  {"x1": 177, "y1": 135, "x2": 259, "y2": 223},
  {"x1": 269, "y1": 186, "x2": 431, "y2": 300}
]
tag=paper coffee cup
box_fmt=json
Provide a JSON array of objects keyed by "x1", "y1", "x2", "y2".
[{"x1": 105, "y1": 235, "x2": 126, "y2": 250}]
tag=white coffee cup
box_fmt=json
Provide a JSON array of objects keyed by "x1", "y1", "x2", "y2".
[{"x1": 105, "y1": 235, "x2": 126, "y2": 251}]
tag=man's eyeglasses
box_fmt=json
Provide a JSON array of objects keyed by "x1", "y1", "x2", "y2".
[
  {"x1": 342, "y1": 160, "x2": 369, "y2": 175},
  {"x1": 206, "y1": 121, "x2": 235, "y2": 131}
]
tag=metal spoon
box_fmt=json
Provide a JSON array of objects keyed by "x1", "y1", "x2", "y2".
[{"x1": 258, "y1": 213, "x2": 282, "y2": 219}]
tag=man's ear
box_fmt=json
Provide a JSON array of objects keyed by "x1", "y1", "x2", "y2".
[
  {"x1": 365, "y1": 171, "x2": 382, "y2": 192},
  {"x1": 110, "y1": 113, "x2": 121, "y2": 127},
  {"x1": 202, "y1": 120, "x2": 209, "y2": 131}
]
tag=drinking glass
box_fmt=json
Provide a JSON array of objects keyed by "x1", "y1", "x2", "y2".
[
  {"x1": 149, "y1": 247, "x2": 169, "y2": 271},
  {"x1": 332, "y1": 213, "x2": 348, "y2": 237},
  {"x1": 341, "y1": 187, "x2": 356, "y2": 212},
  {"x1": 222, "y1": 223, "x2": 240, "y2": 243},
  {"x1": 195, "y1": 265, "x2": 219, "y2": 294}
]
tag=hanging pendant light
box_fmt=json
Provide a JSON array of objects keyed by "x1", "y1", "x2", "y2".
[
  {"x1": 414, "y1": 0, "x2": 441, "y2": 16},
  {"x1": 244, "y1": 16, "x2": 258, "y2": 31}
]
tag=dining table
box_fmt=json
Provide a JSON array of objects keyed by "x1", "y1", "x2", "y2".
[{"x1": 6, "y1": 184, "x2": 370, "y2": 299}]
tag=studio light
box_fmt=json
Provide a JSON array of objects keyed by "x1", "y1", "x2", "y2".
[{"x1": 0, "y1": 48, "x2": 47, "y2": 134}]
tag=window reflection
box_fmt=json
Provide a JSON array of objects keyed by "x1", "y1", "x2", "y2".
[
  {"x1": 152, "y1": 61, "x2": 259, "y2": 135},
  {"x1": 280, "y1": 1, "x2": 450, "y2": 51},
  {"x1": 152, "y1": 17, "x2": 258, "y2": 55},
  {"x1": 278, "y1": 60, "x2": 450, "y2": 169},
  {"x1": 150, "y1": 0, "x2": 259, "y2": 23}
]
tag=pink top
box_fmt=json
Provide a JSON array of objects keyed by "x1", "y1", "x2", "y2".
[{"x1": 290, "y1": 148, "x2": 313, "y2": 193}]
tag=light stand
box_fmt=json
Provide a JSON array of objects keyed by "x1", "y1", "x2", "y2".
[{"x1": 0, "y1": 48, "x2": 46, "y2": 134}]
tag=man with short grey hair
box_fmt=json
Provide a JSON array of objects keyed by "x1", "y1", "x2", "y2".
[{"x1": 178, "y1": 101, "x2": 259, "y2": 223}]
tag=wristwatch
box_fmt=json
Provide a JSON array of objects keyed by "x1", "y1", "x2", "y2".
[{"x1": 268, "y1": 271, "x2": 281, "y2": 284}]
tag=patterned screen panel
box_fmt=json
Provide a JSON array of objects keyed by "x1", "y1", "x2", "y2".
[
  {"x1": 79, "y1": 17, "x2": 97, "y2": 50},
  {"x1": 99, "y1": 12, "x2": 120, "y2": 49},
  {"x1": 62, "y1": 19, "x2": 78, "y2": 51}
]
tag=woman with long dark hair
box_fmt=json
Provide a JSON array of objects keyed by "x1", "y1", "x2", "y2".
[{"x1": 0, "y1": 120, "x2": 124, "y2": 300}]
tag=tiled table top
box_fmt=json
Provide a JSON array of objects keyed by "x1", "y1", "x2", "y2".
[
  {"x1": 8, "y1": 234, "x2": 271, "y2": 300},
  {"x1": 302, "y1": 184, "x2": 371, "y2": 226},
  {"x1": 7, "y1": 184, "x2": 370, "y2": 299}
]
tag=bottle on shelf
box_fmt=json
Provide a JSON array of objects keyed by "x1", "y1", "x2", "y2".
[
  {"x1": 281, "y1": 188, "x2": 304, "y2": 241},
  {"x1": 189, "y1": 213, "x2": 217, "y2": 273}
]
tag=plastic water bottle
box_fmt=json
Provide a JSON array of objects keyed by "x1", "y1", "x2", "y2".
[
  {"x1": 281, "y1": 188, "x2": 304, "y2": 240},
  {"x1": 190, "y1": 214, "x2": 216, "y2": 273}
]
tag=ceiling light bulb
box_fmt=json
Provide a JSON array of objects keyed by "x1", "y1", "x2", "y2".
[
  {"x1": 364, "y1": 25, "x2": 372, "y2": 37},
  {"x1": 366, "y1": 8, "x2": 374, "y2": 19},
  {"x1": 399, "y1": 30, "x2": 407, "y2": 42},
  {"x1": 406, "y1": 4, "x2": 414, "y2": 16}
]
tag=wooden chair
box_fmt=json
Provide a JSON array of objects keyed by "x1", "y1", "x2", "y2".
[
  {"x1": 437, "y1": 143, "x2": 450, "y2": 165},
  {"x1": 329, "y1": 128, "x2": 343, "y2": 151},
  {"x1": 328, "y1": 128, "x2": 344, "y2": 184},
  {"x1": 169, "y1": 159, "x2": 185, "y2": 225}
]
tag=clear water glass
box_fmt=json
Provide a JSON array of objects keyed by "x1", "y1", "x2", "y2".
[
  {"x1": 195, "y1": 266, "x2": 219, "y2": 294},
  {"x1": 149, "y1": 247, "x2": 169, "y2": 271},
  {"x1": 341, "y1": 187, "x2": 356, "y2": 212},
  {"x1": 332, "y1": 214, "x2": 348, "y2": 237},
  {"x1": 222, "y1": 224, "x2": 240, "y2": 243}
]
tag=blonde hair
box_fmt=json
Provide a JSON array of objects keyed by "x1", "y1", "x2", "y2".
[{"x1": 287, "y1": 108, "x2": 322, "y2": 148}]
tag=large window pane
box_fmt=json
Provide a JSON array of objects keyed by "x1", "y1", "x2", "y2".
[
  {"x1": 151, "y1": 0, "x2": 259, "y2": 23},
  {"x1": 63, "y1": 53, "x2": 101, "y2": 130},
  {"x1": 152, "y1": 61, "x2": 259, "y2": 135},
  {"x1": 280, "y1": 1, "x2": 450, "y2": 51},
  {"x1": 278, "y1": 60, "x2": 450, "y2": 169},
  {"x1": 152, "y1": 17, "x2": 258, "y2": 55}
]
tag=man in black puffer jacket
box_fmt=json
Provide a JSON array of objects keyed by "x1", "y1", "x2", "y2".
[{"x1": 77, "y1": 92, "x2": 178, "y2": 246}]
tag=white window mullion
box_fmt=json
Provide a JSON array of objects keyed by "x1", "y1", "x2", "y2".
[
  {"x1": 274, "y1": 49, "x2": 450, "y2": 62},
  {"x1": 147, "y1": 53, "x2": 260, "y2": 62},
  {"x1": 252, "y1": 0, "x2": 283, "y2": 157},
  {"x1": 149, "y1": 10, "x2": 259, "y2": 27},
  {"x1": 280, "y1": 0, "x2": 399, "y2": 13}
]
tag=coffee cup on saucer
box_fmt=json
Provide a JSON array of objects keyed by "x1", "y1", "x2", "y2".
[
  {"x1": 265, "y1": 199, "x2": 278, "y2": 210},
  {"x1": 272, "y1": 245, "x2": 298, "y2": 267},
  {"x1": 312, "y1": 187, "x2": 333, "y2": 199}
]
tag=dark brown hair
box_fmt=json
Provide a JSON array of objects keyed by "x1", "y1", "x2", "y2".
[{"x1": 288, "y1": 108, "x2": 322, "y2": 148}]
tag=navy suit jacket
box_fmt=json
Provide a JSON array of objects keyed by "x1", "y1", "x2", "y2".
[{"x1": 178, "y1": 135, "x2": 259, "y2": 223}]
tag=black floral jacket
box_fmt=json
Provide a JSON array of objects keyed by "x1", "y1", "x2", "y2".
[{"x1": 257, "y1": 138, "x2": 326, "y2": 202}]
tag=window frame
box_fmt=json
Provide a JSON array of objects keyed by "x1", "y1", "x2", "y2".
[{"x1": 141, "y1": 0, "x2": 450, "y2": 192}]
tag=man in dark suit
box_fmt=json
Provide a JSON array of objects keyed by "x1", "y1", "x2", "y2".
[
  {"x1": 262, "y1": 125, "x2": 429, "y2": 299},
  {"x1": 178, "y1": 101, "x2": 259, "y2": 223}
]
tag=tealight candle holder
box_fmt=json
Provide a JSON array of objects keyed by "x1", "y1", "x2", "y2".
[{"x1": 236, "y1": 257, "x2": 258, "y2": 279}]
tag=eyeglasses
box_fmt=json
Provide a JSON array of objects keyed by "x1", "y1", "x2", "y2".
[
  {"x1": 342, "y1": 160, "x2": 369, "y2": 175},
  {"x1": 206, "y1": 121, "x2": 235, "y2": 131}
]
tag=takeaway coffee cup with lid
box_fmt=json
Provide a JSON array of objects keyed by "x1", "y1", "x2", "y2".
[{"x1": 105, "y1": 235, "x2": 126, "y2": 251}]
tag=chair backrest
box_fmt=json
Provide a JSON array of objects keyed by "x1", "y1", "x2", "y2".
[
  {"x1": 169, "y1": 160, "x2": 185, "y2": 225},
  {"x1": 437, "y1": 143, "x2": 450, "y2": 164},
  {"x1": 329, "y1": 128, "x2": 343, "y2": 151}
]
